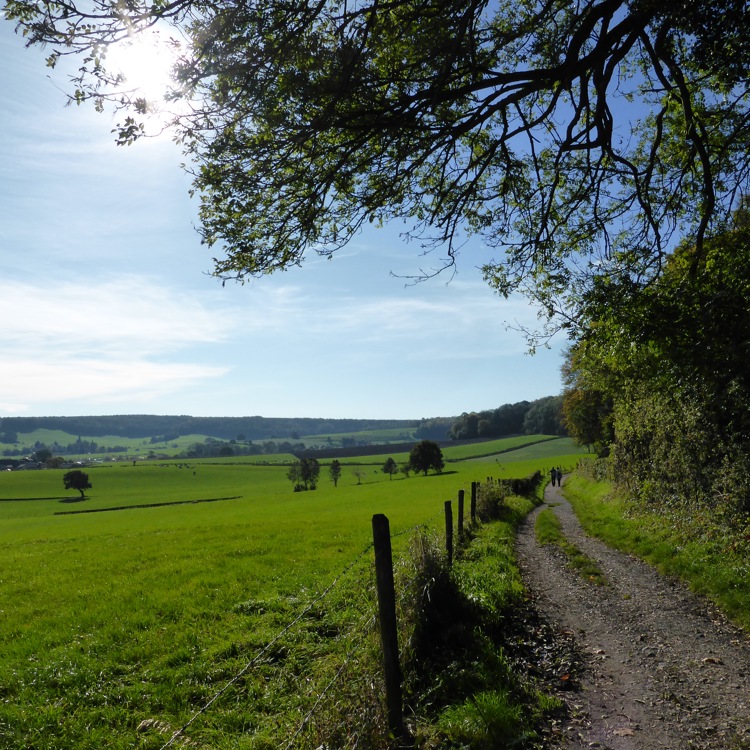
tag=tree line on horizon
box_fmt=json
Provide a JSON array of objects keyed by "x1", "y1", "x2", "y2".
[
  {"x1": 416, "y1": 396, "x2": 566, "y2": 442},
  {"x1": 0, "y1": 395, "x2": 564, "y2": 456}
]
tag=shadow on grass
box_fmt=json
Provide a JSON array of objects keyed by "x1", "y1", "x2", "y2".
[
  {"x1": 0, "y1": 496, "x2": 69, "y2": 502},
  {"x1": 417, "y1": 470, "x2": 459, "y2": 478}
]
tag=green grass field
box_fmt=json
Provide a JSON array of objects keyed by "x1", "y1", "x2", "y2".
[{"x1": 0, "y1": 438, "x2": 587, "y2": 749}]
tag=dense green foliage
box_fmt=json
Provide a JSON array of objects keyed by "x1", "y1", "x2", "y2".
[
  {"x1": 564, "y1": 228, "x2": 750, "y2": 521},
  {"x1": 328, "y1": 458, "x2": 342, "y2": 487},
  {"x1": 62, "y1": 469, "x2": 92, "y2": 498},
  {"x1": 382, "y1": 457, "x2": 398, "y2": 480},
  {"x1": 287, "y1": 457, "x2": 321, "y2": 491},
  {"x1": 448, "y1": 397, "x2": 565, "y2": 441}
]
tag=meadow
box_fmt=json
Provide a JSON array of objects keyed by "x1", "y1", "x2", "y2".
[
  {"x1": 0, "y1": 424, "x2": 421, "y2": 460},
  {"x1": 0, "y1": 437, "x2": 586, "y2": 749}
]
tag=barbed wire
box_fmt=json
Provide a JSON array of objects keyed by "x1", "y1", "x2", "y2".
[
  {"x1": 158, "y1": 502, "x2": 466, "y2": 749},
  {"x1": 280, "y1": 613, "x2": 379, "y2": 750},
  {"x1": 159, "y1": 541, "x2": 376, "y2": 749}
]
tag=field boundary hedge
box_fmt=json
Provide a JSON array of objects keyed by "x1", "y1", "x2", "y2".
[{"x1": 53, "y1": 495, "x2": 242, "y2": 515}]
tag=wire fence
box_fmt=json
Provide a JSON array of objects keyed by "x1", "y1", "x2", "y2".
[{"x1": 154, "y1": 477, "x2": 534, "y2": 750}]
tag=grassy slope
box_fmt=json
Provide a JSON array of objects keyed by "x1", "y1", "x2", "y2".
[
  {"x1": 2, "y1": 425, "x2": 421, "y2": 458},
  {"x1": 0, "y1": 441, "x2": 588, "y2": 749}
]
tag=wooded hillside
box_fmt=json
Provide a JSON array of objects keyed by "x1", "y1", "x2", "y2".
[{"x1": 0, "y1": 415, "x2": 418, "y2": 442}]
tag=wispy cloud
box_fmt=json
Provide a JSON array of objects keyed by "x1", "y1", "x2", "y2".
[{"x1": 0, "y1": 276, "x2": 233, "y2": 414}]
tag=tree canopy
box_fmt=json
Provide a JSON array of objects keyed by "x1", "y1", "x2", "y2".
[
  {"x1": 287, "y1": 457, "x2": 321, "y2": 491},
  {"x1": 9, "y1": 0, "x2": 750, "y2": 337},
  {"x1": 408, "y1": 440, "x2": 444, "y2": 476},
  {"x1": 63, "y1": 469, "x2": 92, "y2": 499},
  {"x1": 328, "y1": 459, "x2": 342, "y2": 487}
]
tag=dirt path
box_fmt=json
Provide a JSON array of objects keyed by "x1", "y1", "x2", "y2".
[{"x1": 515, "y1": 479, "x2": 750, "y2": 749}]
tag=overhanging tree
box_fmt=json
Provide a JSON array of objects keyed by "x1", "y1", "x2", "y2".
[{"x1": 8, "y1": 0, "x2": 750, "y2": 336}]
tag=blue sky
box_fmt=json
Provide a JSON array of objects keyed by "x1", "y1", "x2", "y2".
[{"x1": 0, "y1": 21, "x2": 565, "y2": 420}]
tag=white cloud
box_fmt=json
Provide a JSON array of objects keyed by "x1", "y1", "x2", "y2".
[
  {"x1": 0, "y1": 276, "x2": 233, "y2": 414},
  {"x1": 0, "y1": 276, "x2": 233, "y2": 354}
]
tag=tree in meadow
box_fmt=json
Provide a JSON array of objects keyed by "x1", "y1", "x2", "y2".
[
  {"x1": 329, "y1": 459, "x2": 342, "y2": 487},
  {"x1": 63, "y1": 469, "x2": 92, "y2": 499},
  {"x1": 382, "y1": 457, "x2": 398, "y2": 481},
  {"x1": 287, "y1": 458, "x2": 320, "y2": 491},
  {"x1": 408, "y1": 440, "x2": 445, "y2": 476}
]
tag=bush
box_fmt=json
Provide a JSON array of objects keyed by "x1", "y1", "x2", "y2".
[{"x1": 476, "y1": 482, "x2": 508, "y2": 522}]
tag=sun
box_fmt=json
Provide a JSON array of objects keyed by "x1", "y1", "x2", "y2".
[{"x1": 105, "y1": 28, "x2": 183, "y2": 115}]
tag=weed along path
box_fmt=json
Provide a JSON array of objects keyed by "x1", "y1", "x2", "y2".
[{"x1": 515, "y1": 479, "x2": 750, "y2": 750}]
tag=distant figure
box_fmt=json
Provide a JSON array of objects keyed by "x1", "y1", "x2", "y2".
[
  {"x1": 556, "y1": 467, "x2": 563, "y2": 486},
  {"x1": 550, "y1": 467, "x2": 557, "y2": 486}
]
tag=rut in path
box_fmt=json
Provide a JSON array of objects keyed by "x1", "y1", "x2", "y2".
[{"x1": 515, "y1": 479, "x2": 750, "y2": 750}]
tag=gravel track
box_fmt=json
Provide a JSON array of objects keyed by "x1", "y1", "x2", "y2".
[{"x1": 515, "y1": 479, "x2": 750, "y2": 749}]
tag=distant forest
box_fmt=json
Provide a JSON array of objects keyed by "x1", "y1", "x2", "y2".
[
  {"x1": 0, "y1": 415, "x2": 418, "y2": 442},
  {"x1": 415, "y1": 396, "x2": 565, "y2": 441},
  {"x1": 0, "y1": 396, "x2": 564, "y2": 447}
]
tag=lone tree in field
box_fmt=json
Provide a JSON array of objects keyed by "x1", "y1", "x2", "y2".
[
  {"x1": 382, "y1": 457, "x2": 398, "y2": 481},
  {"x1": 63, "y1": 469, "x2": 91, "y2": 499},
  {"x1": 329, "y1": 459, "x2": 342, "y2": 488},
  {"x1": 408, "y1": 440, "x2": 445, "y2": 477},
  {"x1": 352, "y1": 467, "x2": 367, "y2": 486},
  {"x1": 287, "y1": 458, "x2": 320, "y2": 492},
  {"x1": 9, "y1": 0, "x2": 750, "y2": 345}
]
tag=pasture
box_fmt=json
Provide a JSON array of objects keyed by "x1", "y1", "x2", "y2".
[{"x1": 0, "y1": 437, "x2": 586, "y2": 749}]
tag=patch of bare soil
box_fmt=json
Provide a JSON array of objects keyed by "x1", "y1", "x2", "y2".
[{"x1": 515, "y1": 479, "x2": 750, "y2": 749}]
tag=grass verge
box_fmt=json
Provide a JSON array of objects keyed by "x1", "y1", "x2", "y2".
[
  {"x1": 562, "y1": 474, "x2": 750, "y2": 631},
  {"x1": 406, "y1": 495, "x2": 565, "y2": 749}
]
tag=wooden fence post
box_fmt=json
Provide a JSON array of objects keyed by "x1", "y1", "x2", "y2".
[
  {"x1": 371, "y1": 514, "x2": 404, "y2": 739},
  {"x1": 444, "y1": 500, "x2": 453, "y2": 566},
  {"x1": 470, "y1": 481, "x2": 477, "y2": 523},
  {"x1": 457, "y1": 489, "x2": 465, "y2": 538}
]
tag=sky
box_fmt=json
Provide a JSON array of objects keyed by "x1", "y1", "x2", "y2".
[{"x1": 0, "y1": 20, "x2": 565, "y2": 421}]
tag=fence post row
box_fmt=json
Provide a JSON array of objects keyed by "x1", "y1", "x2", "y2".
[
  {"x1": 457, "y1": 489, "x2": 465, "y2": 538},
  {"x1": 371, "y1": 514, "x2": 405, "y2": 740},
  {"x1": 370, "y1": 484, "x2": 481, "y2": 740},
  {"x1": 444, "y1": 500, "x2": 453, "y2": 566}
]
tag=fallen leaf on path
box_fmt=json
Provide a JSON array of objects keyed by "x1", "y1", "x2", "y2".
[{"x1": 613, "y1": 727, "x2": 635, "y2": 736}]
